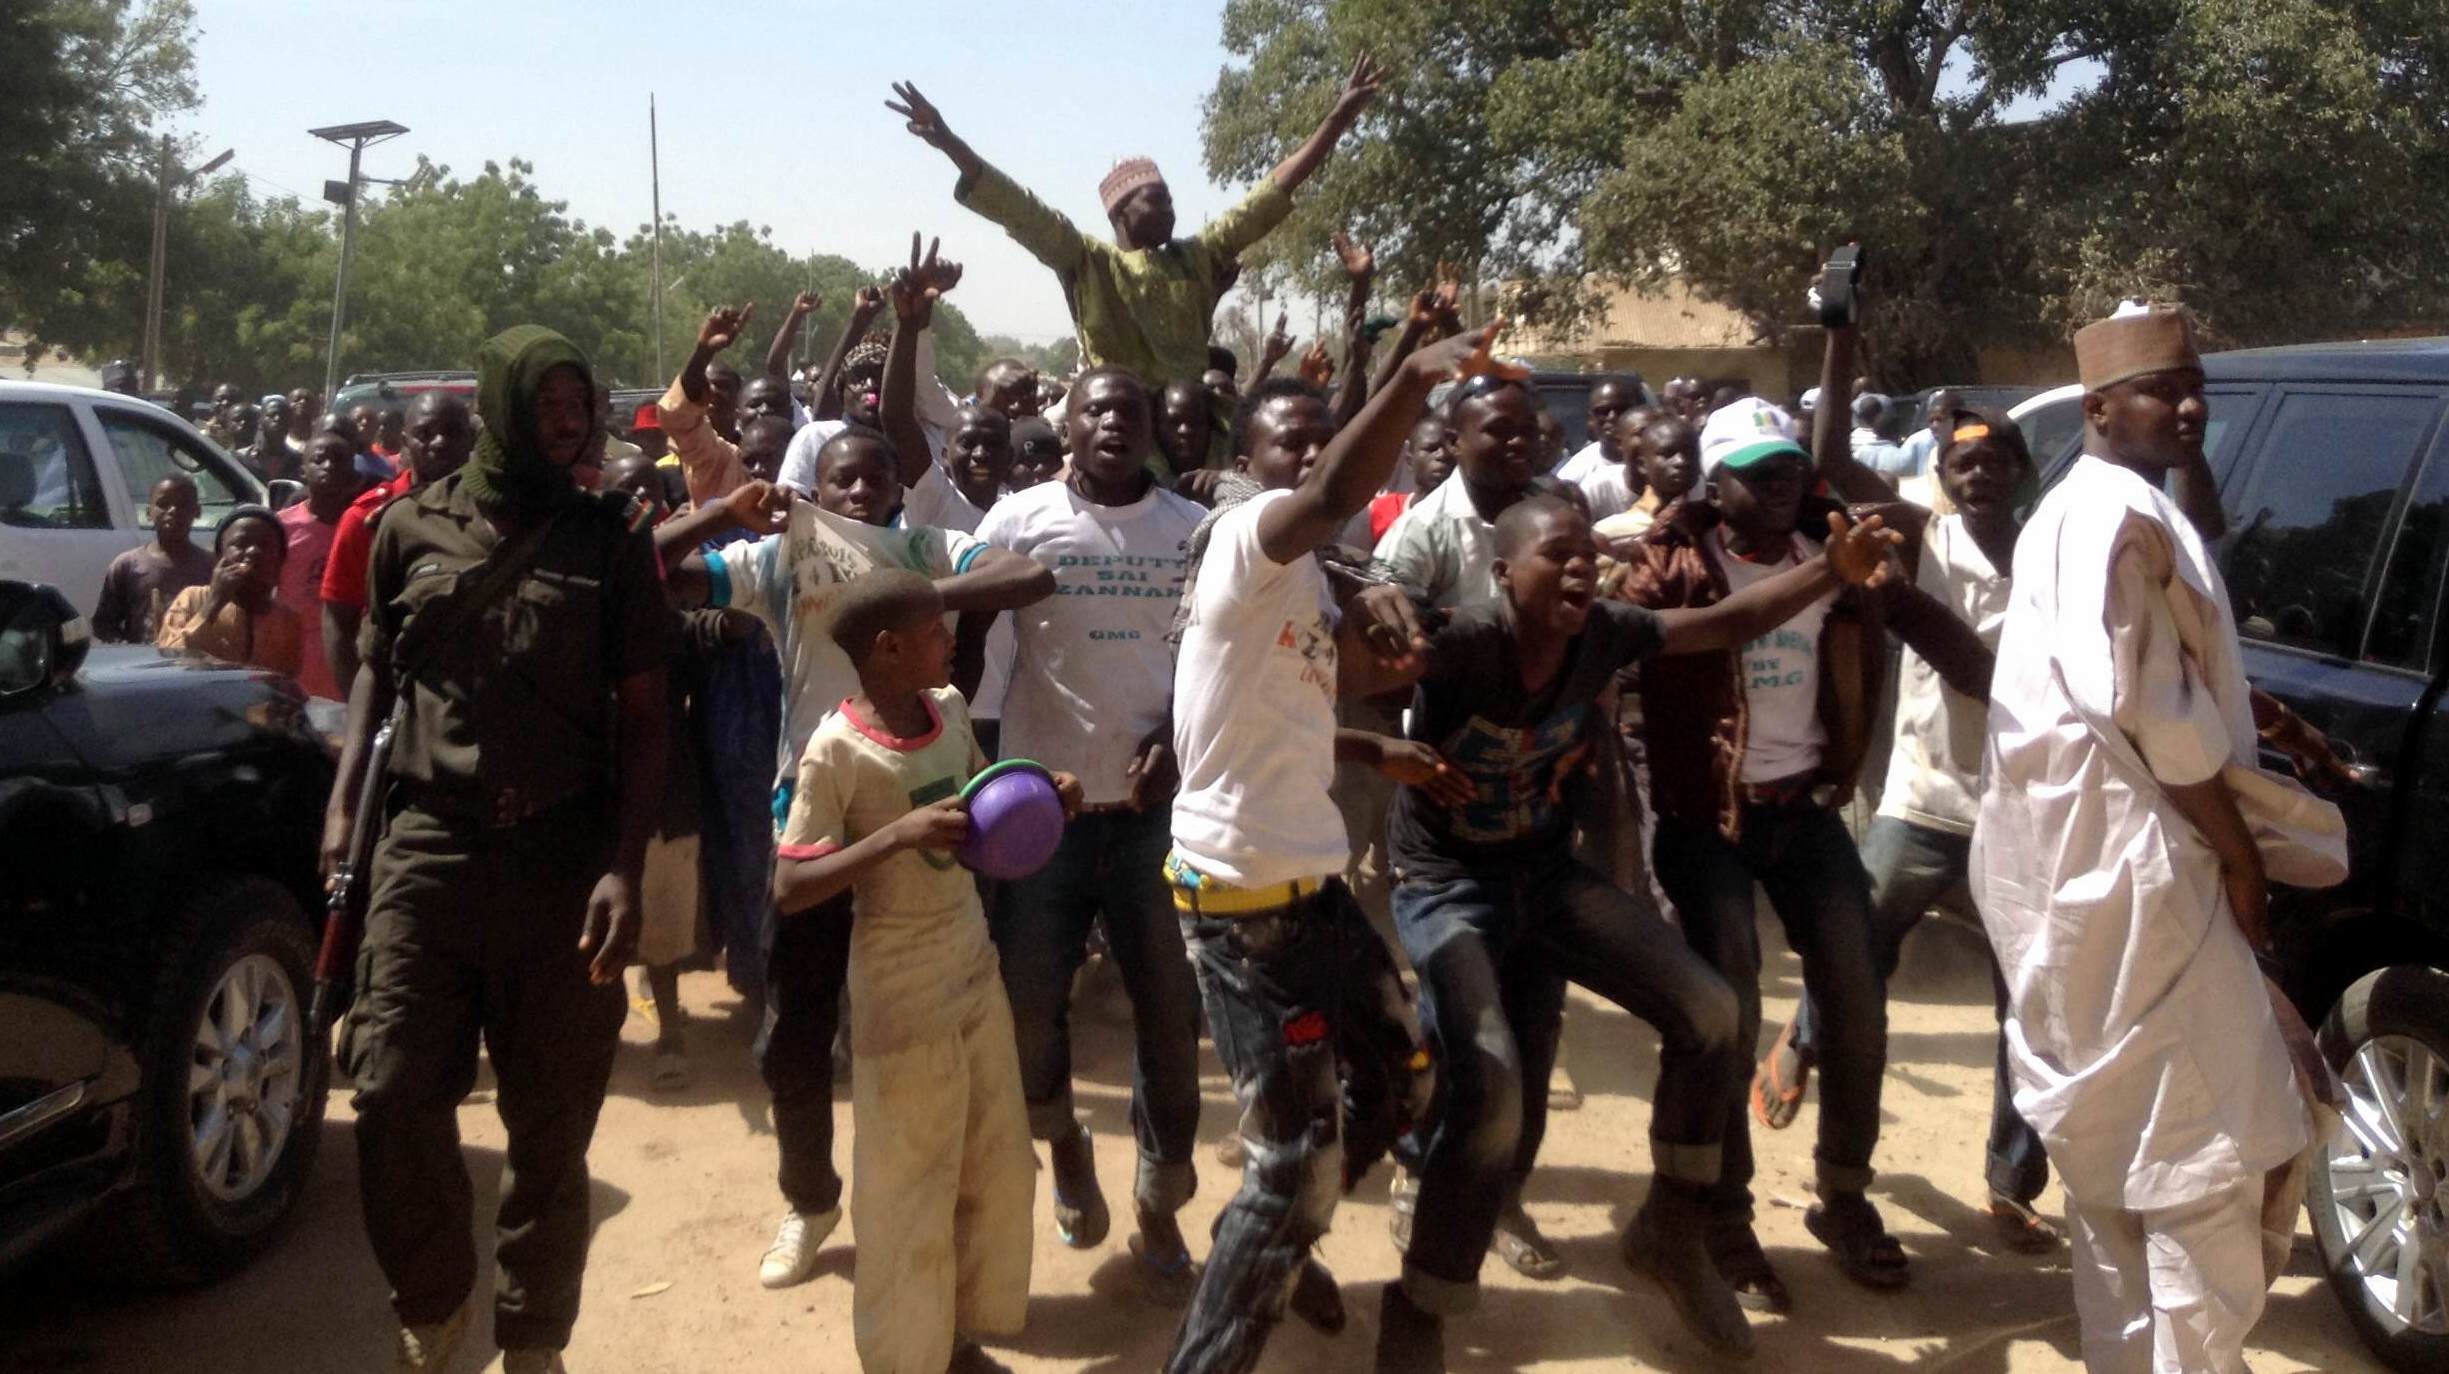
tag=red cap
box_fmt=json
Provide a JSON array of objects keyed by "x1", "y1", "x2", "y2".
[{"x1": 631, "y1": 402, "x2": 662, "y2": 432}]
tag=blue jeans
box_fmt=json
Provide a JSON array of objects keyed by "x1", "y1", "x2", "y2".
[
  {"x1": 988, "y1": 806, "x2": 1202, "y2": 1211},
  {"x1": 1164, "y1": 879, "x2": 1422, "y2": 1374},
  {"x1": 1391, "y1": 856, "x2": 1738, "y2": 1311},
  {"x1": 1792, "y1": 815, "x2": 2050, "y2": 1204},
  {"x1": 1653, "y1": 801, "x2": 1886, "y2": 1219}
]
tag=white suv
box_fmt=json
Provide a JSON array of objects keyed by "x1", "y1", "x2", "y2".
[{"x1": 0, "y1": 382, "x2": 269, "y2": 616}]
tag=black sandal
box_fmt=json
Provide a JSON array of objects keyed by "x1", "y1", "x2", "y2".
[{"x1": 1805, "y1": 1194, "x2": 1910, "y2": 1290}]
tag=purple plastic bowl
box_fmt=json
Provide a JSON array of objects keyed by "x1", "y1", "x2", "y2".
[{"x1": 957, "y1": 759, "x2": 1067, "y2": 880}]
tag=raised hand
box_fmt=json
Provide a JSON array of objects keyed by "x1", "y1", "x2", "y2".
[
  {"x1": 788, "y1": 291, "x2": 821, "y2": 317},
  {"x1": 1298, "y1": 340, "x2": 1336, "y2": 388},
  {"x1": 850, "y1": 284, "x2": 886, "y2": 321},
  {"x1": 1824, "y1": 510, "x2": 1903, "y2": 587},
  {"x1": 1333, "y1": 230, "x2": 1374, "y2": 282},
  {"x1": 697, "y1": 302, "x2": 754, "y2": 355},
  {"x1": 891, "y1": 232, "x2": 964, "y2": 324},
  {"x1": 1332, "y1": 51, "x2": 1387, "y2": 126},
  {"x1": 1430, "y1": 263, "x2": 1464, "y2": 333},
  {"x1": 886, "y1": 82, "x2": 956, "y2": 151},
  {"x1": 1406, "y1": 318, "x2": 1528, "y2": 385}
]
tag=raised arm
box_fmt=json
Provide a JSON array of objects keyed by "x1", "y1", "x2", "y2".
[
  {"x1": 1252, "y1": 311, "x2": 1295, "y2": 383},
  {"x1": 882, "y1": 234, "x2": 963, "y2": 490},
  {"x1": 1369, "y1": 265, "x2": 1460, "y2": 400},
  {"x1": 1808, "y1": 255, "x2": 1895, "y2": 508},
  {"x1": 1254, "y1": 320, "x2": 1517, "y2": 565},
  {"x1": 659, "y1": 304, "x2": 755, "y2": 504},
  {"x1": 809, "y1": 287, "x2": 885, "y2": 423},
  {"x1": 766, "y1": 292, "x2": 819, "y2": 382},
  {"x1": 885, "y1": 81, "x2": 984, "y2": 180},
  {"x1": 1329, "y1": 232, "x2": 1377, "y2": 431},
  {"x1": 1267, "y1": 53, "x2": 1385, "y2": 194}
]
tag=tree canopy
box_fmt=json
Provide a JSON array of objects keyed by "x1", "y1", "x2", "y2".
[
  {"x1": 0, "y1": 2, "x2": 989, "y2": 395},
  {"x1": 1203, "y1": 0, "x2": 2449, "y2": 381}
]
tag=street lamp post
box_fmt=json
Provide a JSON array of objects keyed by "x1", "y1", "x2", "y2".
[
  {"x1": 309, "y1": 119, "x2": 408, "y2": 400},
  {"x1": 140, "y1": 139, "x2": 234, "y2": 392}
]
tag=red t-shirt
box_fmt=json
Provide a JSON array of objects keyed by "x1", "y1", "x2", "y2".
[
  {"x1": 321, "y1": 470, "x2": 414, "y2": 613},
  {"x1": 277, "y1": 503, "x2": 343, "y2": 700},
  {"x1": 1368, "y1": 490, "x2": 1412, "y2": 546}
]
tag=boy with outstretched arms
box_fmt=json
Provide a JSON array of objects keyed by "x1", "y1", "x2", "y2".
[
  {"x1": 664, "y1": 429, "x2": 1053, "y2": 1293},
  {"x1": 1158, "y1": 322, "x2": 1507, "y2": 1374},
  {"x1": 1373, "y1": 492, "x2": 1900, "y2": 1370},
  {"x1": 774, "y1": 569, "x2": 1081, "y2": 1374}
]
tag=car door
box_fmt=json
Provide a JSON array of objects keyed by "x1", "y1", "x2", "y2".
[
  {"x1": 2217, "y1": 382, "x2": 2449, "y2": 911},
  {"x1": 0, "y1": 399, "x2": 132, "y2": 613},
  {"x1": 2337, "y1": 419, "x2": 2449, "y2": 952},
  {"x1": 87, "y1": 400, "x2": 262, "y2": 543}
]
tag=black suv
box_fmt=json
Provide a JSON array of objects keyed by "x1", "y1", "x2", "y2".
[
  {"x1": 2025, "y1": 341, "x2": 2449, "y2": 1370},
  {"x1": 0, "y1": 582, "x2": 334, "y2": 1283}
]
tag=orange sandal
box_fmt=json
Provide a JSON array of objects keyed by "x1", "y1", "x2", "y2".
[{"x1": 1750, "y1": 1018, "x2": 1813, "y2": 1130}]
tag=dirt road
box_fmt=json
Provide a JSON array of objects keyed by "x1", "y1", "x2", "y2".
[{"x1": 4, "y1": 918, "x2": 2384, "y2": 1373}]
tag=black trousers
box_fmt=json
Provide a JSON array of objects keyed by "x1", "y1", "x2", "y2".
[
  {"x1": 754, "y1": 890, "x2": 853, "y2": 1215},
  {"x1": 343, "y1": 798, "x2": 626, "y2": 1352}
]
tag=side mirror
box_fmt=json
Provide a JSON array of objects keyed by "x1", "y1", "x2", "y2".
[
  {"x1": 266, "y1": 478, "x2": 306, "y2": 510},
  {"x1": 0, "y1": 582, "x2": 88, "y2": 701}
]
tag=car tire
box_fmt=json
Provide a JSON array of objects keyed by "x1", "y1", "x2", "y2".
[
  {"x1": 78, "y1": 875, "x2": 328, "y2": 1285},
  {"x1": 2307, "y1": 963, "x2": 2449, "y2": 1373}
]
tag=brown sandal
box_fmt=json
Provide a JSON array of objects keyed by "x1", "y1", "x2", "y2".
[{"x1": 1988, "y1": 1195, "x2": 2064, "y2": 1254}]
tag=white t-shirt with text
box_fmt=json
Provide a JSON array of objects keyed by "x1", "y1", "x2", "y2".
[
  {"x1": 976, "y1": 477, "x2": 1202, "y2": 803},
  {"x1": 1714, "y1": 526, "x2": 1833, "y2": 784}
]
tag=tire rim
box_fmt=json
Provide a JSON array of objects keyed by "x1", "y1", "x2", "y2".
[
  {"x1": 2323, "y1": 1032, "x2": 2449, "y2": 1335},
  {"x1": 188, "y1": 951, "x2": 303, "y2": 1203}
]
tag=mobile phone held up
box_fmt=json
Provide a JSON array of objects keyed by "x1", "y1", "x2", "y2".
[{"x1": 1817, "y1": 245, "x2": 1864, "y2": 328}]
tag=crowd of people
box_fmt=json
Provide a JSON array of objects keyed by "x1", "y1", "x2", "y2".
[{"x1": 97, "y1": 54, "x2": 2352, "y2": 1374}]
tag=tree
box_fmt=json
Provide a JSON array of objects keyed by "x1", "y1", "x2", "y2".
[
  {"x1": 1203, "y1": 0, "x2": 2449, "y2": 383},
  {"x1": 0, "y1": 0, "x2": 201, "y2": 367},
  {"x1": 976, "y1": 333, "x2": 1080, "y2": 381}
]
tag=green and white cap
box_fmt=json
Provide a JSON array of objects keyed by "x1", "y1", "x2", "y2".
[{"x1": 1700, "y1": 396, "x2": 1807, "y2": 473}]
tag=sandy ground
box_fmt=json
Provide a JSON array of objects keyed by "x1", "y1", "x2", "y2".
[{"x1": 4, "y1": 916, "x2": 2385, "y2": 1374}]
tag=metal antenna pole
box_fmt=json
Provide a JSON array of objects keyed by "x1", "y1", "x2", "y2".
[{"x1": 651, "y1": 94, "x2": 666, "y2": 383}]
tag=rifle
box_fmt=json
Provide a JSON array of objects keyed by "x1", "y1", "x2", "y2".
[
  {"x1": 304, "y1": 512, "x2": 561, "y2": 1039},
  {"x1": 310, "y1": 704, "x2": 400, "y2": 1038}
]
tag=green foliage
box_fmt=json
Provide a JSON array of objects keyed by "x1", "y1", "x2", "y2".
[
  {"x1": 976, "y1": 334, "x2": 1080, "y2": 381},
  {"x1": 1, "y1": 0, "x2": 201, "y2": 364},
  {"x1": 1204, "y1": 0, "x2": 2449, "y2": 383}
]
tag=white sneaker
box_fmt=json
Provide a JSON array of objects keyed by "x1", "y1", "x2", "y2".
[
  {"x1": 393, "y1": 1304, "x2": 469, "y2": 1372},
  {"x1": 758, "y1": 1207, "x2": 842, "y2": 1289}
]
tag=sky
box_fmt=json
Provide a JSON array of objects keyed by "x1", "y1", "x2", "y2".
[{"x1": 178, "y1": 1, "x2": 1244, "y2": 344}]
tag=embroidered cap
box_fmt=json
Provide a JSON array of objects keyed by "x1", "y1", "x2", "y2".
[
  {"x1": 1699, "y1": 396, "x2": 1807, "y2": 473},
  {"x1": 1099, "y1": 157, "x2": 1165, "y2": 215},
  {"x1": 2074, "y1": 300, "x2": 2201, "y2": 392}
]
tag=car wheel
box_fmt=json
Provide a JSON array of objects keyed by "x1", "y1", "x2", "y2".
[
  {"x1": 2308, "y1": 964, "x2": 2449, "y2": 1373},
  {"x1": 79, "y1": 875, "x2": 328, "y2": 1285}
]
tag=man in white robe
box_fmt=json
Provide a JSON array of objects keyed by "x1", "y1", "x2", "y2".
[{"x1": 1971, "y1": 304, "x2": 2310, "y2": 1374}]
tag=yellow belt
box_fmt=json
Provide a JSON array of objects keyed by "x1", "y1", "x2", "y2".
[{"x1": 1163, "y1": 852, "x2": 1322, "y2": 915}]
